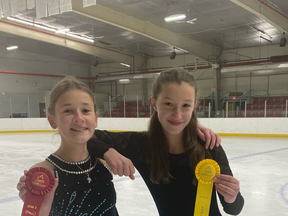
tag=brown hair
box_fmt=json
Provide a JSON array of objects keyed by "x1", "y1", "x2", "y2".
[
  {"x1": 48, "y1": 76, "x2": 96, "y2": 115},
  {"x1": 146, "y1": 68, "x2": 208, "y2": 184}
]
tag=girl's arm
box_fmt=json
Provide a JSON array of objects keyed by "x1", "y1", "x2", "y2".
[
  {"x1": 17, "y1": 161, "x2": 58, "y2": 216},
  {"x1": 87, "y1": 130, "x2": 146, "y2": 179},
  {"x1": 87, "y1": 128, "x2": 221, "y2": 179},
  {"x1": 87, "y1": 126, "x2": 220, "y2": 158},
  {"x1": 87, "y1": 130, "x2": 147, "y2": 161},
  {"x1": 213, "y1": 146, "x2": 244, "y2": 215}
]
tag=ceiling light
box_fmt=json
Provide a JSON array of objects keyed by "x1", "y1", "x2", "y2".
[
  {"x1": 34, "y1": 24, "x2": 55, "y2": 32},
  {"x1": 120, "y1": 63, "x2": 130, "y2": 67},
  {"x1": 6, "y1": 46, "x2": 18, "y2": 51},
  {"x1": 119, "y1": 79, "x2": 130, "y2": 82},
  {"x1": 7, "y1": 17, "x2": 33, "y2": 26},
  {"x1": 8, "y1": 17, "x2": 55, "y2": 32},
  {"x1": 165, "y1": 14, "x2": 186, "y2": 22},
  {"x1": 253, "y1": 70, "x2": 274, "y2": 74},
  {"x1": 66, "y1": 33, "x2": 94, "y2": 43},
  {"x1": 7, "y1": 16, "x2": 93, "y2": 43},
  {"x1": 278, "y1": 63, "x2": 288, "y2": 68},
  {"x1": 133, "y1": 75, "x2": 143, "y2": 79},
  {"x1": 55, "y1": 28, "x2": 70, "y2": 34}
]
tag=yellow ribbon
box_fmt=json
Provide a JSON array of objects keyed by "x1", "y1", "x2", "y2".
[{"x1": 194, "y1": 159, "x2": 220, "y2": 216}]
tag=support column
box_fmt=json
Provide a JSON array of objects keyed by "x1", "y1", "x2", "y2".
[
  {"x1": 141, "y1": 78, "x2": 148, "y2": 106},
  {"x1": 214, "y1": 68, "x2": 222, "y2": 111}
]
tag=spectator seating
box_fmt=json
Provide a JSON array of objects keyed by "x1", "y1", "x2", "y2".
[
  {"x1": 274, "y1": 97, "x2": 281, "y2": 103},
  {"x1": 259, "y1": 97, "x2": 266, "y2": 104},
  {"x1": 266, "y1": 109, "x2": 274, "y2": 117},
  {"x1": 275, "y1": 109, "x2": 282, "y2": 117},
  {"x1": 107, "y1": 101, "x2": 148, "y2": 117}
]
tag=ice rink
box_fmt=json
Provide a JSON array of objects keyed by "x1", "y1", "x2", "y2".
[{"x1": 0, "y1": 132, "x2": 287, "y2": 216}]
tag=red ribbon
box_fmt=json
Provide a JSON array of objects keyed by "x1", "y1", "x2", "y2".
[{"x1": 21, "y1": 167, "x2": 54, "y2": 216}]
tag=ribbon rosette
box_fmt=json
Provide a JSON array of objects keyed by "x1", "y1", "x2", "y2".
[
  {"x1": 194, "y1": 159, "x2": 220, "y2": 216},
  {"x1": 21, "y1": 167, "x2": 54, "y2": 216}
]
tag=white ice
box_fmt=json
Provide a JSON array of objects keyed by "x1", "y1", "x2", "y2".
[{"x1": 0, "y1": 133, "x2": 288, "y2": 215}]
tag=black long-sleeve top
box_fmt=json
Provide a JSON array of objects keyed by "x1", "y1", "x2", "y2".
[{"x1": 87, "y1": 130, "x2": 244, "y2": 216}]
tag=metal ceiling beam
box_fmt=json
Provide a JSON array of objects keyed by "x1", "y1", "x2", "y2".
[
  {"x1": 0, "y1": 20, "x2": 133, "y2": 65},
  {"x1": 230, "y1": 0, "x2": 288, "y2": 33},
  {"x1": 71, "y1": 0, "x2": 220, "y2": 61}
]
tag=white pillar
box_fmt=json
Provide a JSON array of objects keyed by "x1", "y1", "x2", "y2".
[
  {"x1": 264, "y1": 100, "x2": 267, "y2": 117},
  {"x1": 124, "y1": 96, "x2": 126, "y2": 118},
  {"x1": 226, "y1": 102, "x2": 228, "y2": 118},
  {"x1": 244, "y1": 101, "x2": 247, "y2": 118},
  {"x1": 27, "y1": 96, "x2": 30, "y2": 117},
  {"x1": 9, "y1": 97, "x2": 12, "y2": 117},
  {"x1": 137, "y1": 95, "x2": 139, "y2": 118},
  {"x1": 109, "y1": 96, "x2": 111, "y2": 118},
  {"x1": 285, "y1": 100, "x2": 288, "y2": 117}
]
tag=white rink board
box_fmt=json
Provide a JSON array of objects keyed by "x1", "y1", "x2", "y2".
[{"x1": 0, "y1": 117, "x2": 287, "y2": 135}]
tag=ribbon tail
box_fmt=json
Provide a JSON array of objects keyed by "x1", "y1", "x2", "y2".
[
  {"x1": 194, "y1": 182, "x2": 213, "y2": 216},
  {"x1": 21, "y1": 193, "x2": 44, "y2": 216}
]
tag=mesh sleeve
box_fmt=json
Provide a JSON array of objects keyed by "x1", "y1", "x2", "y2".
[{"x1": 87, "y1": 130, "x2": 147, "y2": 163}]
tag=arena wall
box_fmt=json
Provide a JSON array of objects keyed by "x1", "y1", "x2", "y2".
[{"x1": 0, "y1": 118, "x2": 287, "y2": 137}]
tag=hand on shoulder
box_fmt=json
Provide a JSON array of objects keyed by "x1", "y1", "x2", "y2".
[{"x1": 197, "y1": 124, "x2": 221, "y2": 149}]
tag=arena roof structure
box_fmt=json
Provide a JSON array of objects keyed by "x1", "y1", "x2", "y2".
[{"x1": 0, "y1": 0, "x2": 287, "y2": 81}]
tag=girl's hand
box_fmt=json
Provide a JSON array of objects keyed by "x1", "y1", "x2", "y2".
[
  {"x1": 197, "y1": 125, "x2": 221, "y2": 149},
  {"x1": 103, "y1": 148, "x2": 135, "y2": 180},
  {"x1": 17, "y1": 170, "x2": 28, "y2": 202},
  {"x1": 214, "y1": 174, "x2": 240, "y2": 203},
  {"x1": 17, "y1": 170, "x2": 59, "y2": 215}
]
